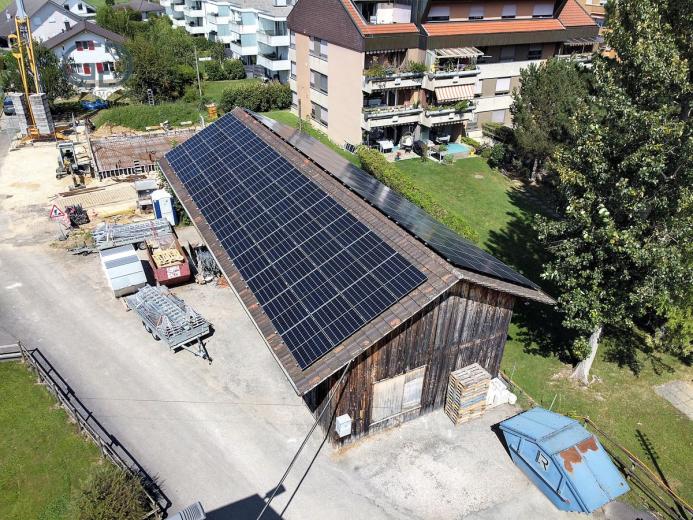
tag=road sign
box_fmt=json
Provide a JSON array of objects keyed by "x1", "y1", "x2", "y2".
[{"x1": 49, "y1": 205, "x2": 66, "y2": 221}]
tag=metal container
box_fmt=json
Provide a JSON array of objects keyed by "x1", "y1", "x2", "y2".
[
  {"x1": 99, "y1": 245, "x2": 147, "y2": 297},
  {"x1": 145, "y1": 235, "x2": 191, "y2": 286},
  {"x1": 499, "y1": 408, "x2": 629, "y2": 513}
]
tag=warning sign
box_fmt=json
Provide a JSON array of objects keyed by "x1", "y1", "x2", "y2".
[{"x1": 49, "y1": 205, "x2": 66, "y2": 220}]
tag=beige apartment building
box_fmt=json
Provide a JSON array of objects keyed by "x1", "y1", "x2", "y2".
[{"x1": 287, "y1": 0, "x2": 598, "y2": 148}]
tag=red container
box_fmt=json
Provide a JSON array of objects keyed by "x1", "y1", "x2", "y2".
[{"x1": 146, "y1": 236, "x2": 192, "y2": 286}]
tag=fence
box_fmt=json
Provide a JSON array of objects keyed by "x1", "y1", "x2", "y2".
[{"x1": 16, "y1": 342, "x2": 170, "y2": 518}]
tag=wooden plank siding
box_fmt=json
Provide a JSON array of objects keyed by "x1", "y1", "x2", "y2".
[{"x1": 304, "y1": 280, "x2": 515, "y2": 445}]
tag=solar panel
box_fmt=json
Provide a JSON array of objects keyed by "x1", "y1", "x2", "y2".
[
  {"x1": 254, "y1": 113, "x2": 540, "y2": 290},
  {"x1": 165, "y1": 113, "x2": 427, "y2": 369}
]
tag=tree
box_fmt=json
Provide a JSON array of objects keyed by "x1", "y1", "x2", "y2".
[
  {"x1": 72, "y1": 466, "x2": 149, "y2": 520},
  {"x1": 0, "y1": 43, "x2": 73, "y2": 102},
  {"x1": 205, "y1": 60, "x2": 227, "y2": 81},
  {"x1": 96, "y1": 5, "x2": 141, "y2": 38},
  {"x1": 511, "y1": 59, "x2": 591, "y2": 183},
  {"x1": 537, "y1": 0, "x2": 692, "y2": 384},
  {"x1": 224, "y1": 59, "x2": 246, "y2": 80}
]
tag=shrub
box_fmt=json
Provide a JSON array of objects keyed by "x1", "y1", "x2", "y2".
[
  {"x1": 487, "y1": 143, "x2": 507, "y2": 168},
  {"x1": 460, "y1": 136, "x2": 482, "y2": 149},
  {"x1": 406, "y1": 61, "x2": 428, "y2": 74},
  {"x1": 356, "y1": 147, "x2": 479, "y2": 242},
  {"x1": 219, "y1": 82, "x2": 291, "y2": 112},
  {"x1": 72, "y1": 466, "x2": 150, "y2": 520},
  {"x1": 453, "y1": 100, "x2": 470, "y2": 112},
  {"x1": 205, "y1": 61, "x2": 227, "y2": 81},
  {"x1": 224, "y1": 59, "x2": 246, "y2": 80},
  {"x1": 482, "y1": 121, "x2": 515, "y2": 144},
  {"x1": 479, "y1": 146, "x2": 492, "y2": 159},
  {"x1": 364, "y1": 63, "x2": 387, "y2": 78}
]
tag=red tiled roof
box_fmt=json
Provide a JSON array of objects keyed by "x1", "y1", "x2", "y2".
[
  {"x1": 558, "y1": 0, "x2": 596, "y2": 26},
  {"x1": 424, "y1": 18, "x2": 564, "y2": 36},
  {"x1": 340, "y1": 0, "x2": 418, "y2": 35}
]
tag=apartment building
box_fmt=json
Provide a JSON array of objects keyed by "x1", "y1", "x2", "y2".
[
  {"x1": 287, "y1": 0, "x2": 598, "y2": 147},
  {"x1": 160, "y1": 0, "x2": 294, "y2": 82}
]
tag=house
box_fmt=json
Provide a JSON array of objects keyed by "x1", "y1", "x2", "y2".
[
  {"x1": 160, "y1": 0, "x2": 295, "y2": 83},
  {"x1": 44, "y1": 20, "x2": 126, "y2": 90},
  {"x1": 113, "y1": 0, "x2": 165, "y2": 21},
  {"x1": 60, "y1": 0, "x2": 97, "y2": 19},
  {"x1": 0, "y1": 0, "x2": 83, "y2": 45},
  {"x1": 159, "y1": 107, "x2": 554, "y2": 446},
  {"x1": 286, "y1": 0, "x2": 599, "y2": 147}
]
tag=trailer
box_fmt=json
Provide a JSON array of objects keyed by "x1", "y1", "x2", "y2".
[{"x1": 126, "y1": 286, "x2": 211, "y2": 361}]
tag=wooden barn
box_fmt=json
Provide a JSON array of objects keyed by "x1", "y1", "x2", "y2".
[{"x1": 160, "y1": 108, "x2": 553, "y2": 446}]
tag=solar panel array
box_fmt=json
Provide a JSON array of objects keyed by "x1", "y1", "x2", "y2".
[
  {"x1": 165, "y1": 113, "x2": 427, "y2": 369},
  {"x1": 255, "y1": 113, "x2": 539, "y2": 290}
]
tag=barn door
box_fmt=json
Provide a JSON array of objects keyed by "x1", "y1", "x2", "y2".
[{"x1": 371, "y1": 366, "x2": 427, "y2": 424}]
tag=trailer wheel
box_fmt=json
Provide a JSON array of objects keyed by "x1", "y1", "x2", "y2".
[
  {"x1": 142, "y1": 321, "x2": 152, "y2": 334},
  {"x1": 137, "y1": 241, "x2": 147, "y2": 251},
  {"x1": 152, "y1": 332, "x2": 161, "y2": 341}
]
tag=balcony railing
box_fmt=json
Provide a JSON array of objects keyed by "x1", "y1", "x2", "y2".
[{"x1": 362, "y1": 105, "x2": 423, "y2": 120}]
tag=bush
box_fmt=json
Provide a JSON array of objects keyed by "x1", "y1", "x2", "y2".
[
  {"x1": 479, "y1": 146, "x2": 492, "y2": 159},
  {"x1": 224, "y1": 59, "x2": 246, "y2": 80},
  {"x1": 406, "y1": 61, "x2": 428, "y2": 74},
  {"x1": 72, "y1": 466, "x2": 150, "y2": 520},
  {"x1": 356, "y1": 147, "x2": 479, "y2": 242},
  {"x1": 219, "y1": 82, "x2": 291, "y2": 112},
  {"x1": 460, "y1": 136, "x2": 482, "y2": 149},
  {"x1": 205, "y1": 61, "x2": 227, "y2": 81},
  {"x1": 453, "y1": 100, "x2": 470, "y2": 112},
  {"x1": 482, "y1": 121, "x2": 515, "y2": 144},
  {"x1": 364, "y1": 63, "x2": 387, "y2": 78},
  {"x1": 487, "y1": 143, "x2": 507, "y2": 168}
]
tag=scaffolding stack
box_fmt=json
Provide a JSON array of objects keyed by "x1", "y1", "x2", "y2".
[
  {"x1": 126, "y1": 286, "x2": 210, "y2": 360},
  {"x1": 445, "y1": 363, "x2": 491, "y2": 425},
  {"x1": 93, "y1": 218, "x2": 172, "y2": 250},
  {"x1": 29, "y1": 93, "x2": 55, "y2": 135},
  {"x1": 7, "y1": 93, "x2": 29, "y2": 135}
]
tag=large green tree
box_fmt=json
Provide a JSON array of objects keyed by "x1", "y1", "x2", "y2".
[
  {"x1": 0, "y1": 43, "x2": 73, "y2": 102},
  {"x1": 511, "y1": 58, "x2": 591, "y2": 183},
  {"x1": 538, "y1": 0, "x2": 692, "y2": 383}
]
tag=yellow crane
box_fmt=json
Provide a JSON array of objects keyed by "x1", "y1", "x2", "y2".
[{"x1": 7, "y1": 0, "x2": 42, "y2": 138}]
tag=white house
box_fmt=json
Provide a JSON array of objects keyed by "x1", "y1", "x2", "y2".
[
  {"x1": 44, "y1": 20, "x2": 126, "y2": 91},
  {"x1": 0, "y1": 0, "x2": 86, "y2": 45},
  {"x1": 60, "y1": 0, "x2": 97, "y2": 19}
]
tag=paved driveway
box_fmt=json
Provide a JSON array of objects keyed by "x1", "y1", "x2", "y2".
[{"x1": 0, "y1": 132, "x2": 616, "y2": 519}]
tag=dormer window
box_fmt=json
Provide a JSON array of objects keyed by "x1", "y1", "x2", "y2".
[
  {"x1": 428, "y1": 6, "x2": 450, "y2": 21},
  {"x1": 468, "y1": 5, "x2": 484, "y2": 20},
  {"x1": 532, "y1": 3, "x2": 554, "y2": 18},
  {"x1": 501, "y1": 4, "x2": 517, "y2": 19}
]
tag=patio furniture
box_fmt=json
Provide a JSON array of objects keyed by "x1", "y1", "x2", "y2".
[
  {"x1": 400, "y1": 133, "x2": 414, "y2": 152},
  {"x1": 436, "y1": 135, "x2": 451, "y2": 144},
  {"x1": 377, "y1": 140, "x2": 395, "y2": 153}
]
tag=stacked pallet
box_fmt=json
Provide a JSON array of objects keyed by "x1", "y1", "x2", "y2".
[{"x1": 445, "y1": 363, "x2": 491, "y2": 425}]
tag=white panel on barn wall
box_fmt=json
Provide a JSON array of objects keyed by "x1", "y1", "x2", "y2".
[
  {"x1": 371, "y1": 374, "x2": 405, "y2": 423},
  {"x1": 402, "y1": 366, "x2": 426, "y2": 410}
]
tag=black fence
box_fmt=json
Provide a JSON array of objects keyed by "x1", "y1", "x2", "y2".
[{"x1": 16, "y1": 342, "x2": 170, "y2": 518}]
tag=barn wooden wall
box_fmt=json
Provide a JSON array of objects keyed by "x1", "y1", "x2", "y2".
[{"x1": 304, "y1": 281, "x2": 515, "y2": 445}]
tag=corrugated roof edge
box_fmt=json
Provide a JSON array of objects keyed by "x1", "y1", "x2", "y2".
[{"x1": 250, "y1": 110, "x2": 555, "y2": 305}]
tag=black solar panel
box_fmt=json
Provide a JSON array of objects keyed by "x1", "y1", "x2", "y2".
[
  {"x1": 254, "y1": 112, "x2": 540, "y2": 290},
  {"x1": 165, "y1": 113, "x2": 427, "y2": 369}
]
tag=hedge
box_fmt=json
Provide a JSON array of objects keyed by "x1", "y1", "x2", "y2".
[
  {"x1": 356, "y1": 147, "x2": 479, "y2": 243},
  {"x1": 219, "y1": 82, "x2": 291, "y2": 113}
]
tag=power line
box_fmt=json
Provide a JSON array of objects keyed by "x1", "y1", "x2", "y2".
[{"x1": 257, "y1": 359, "x2": 352, "y2": 519}]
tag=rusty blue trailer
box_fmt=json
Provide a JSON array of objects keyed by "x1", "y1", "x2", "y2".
[{"x1": 499, "y1": 408, "x2": 629, "y2": 513}]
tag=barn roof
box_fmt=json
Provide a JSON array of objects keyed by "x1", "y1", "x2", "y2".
[{"x1": 160, "y1": 108, "x2": 552, "y2": 395}]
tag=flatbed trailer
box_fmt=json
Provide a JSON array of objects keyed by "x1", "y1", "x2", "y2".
[{"x1": 126, "y1": 286, "x2": 211, "y2": 361}]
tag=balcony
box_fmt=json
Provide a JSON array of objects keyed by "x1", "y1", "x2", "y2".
[
  {"x1": 257, "y1": 54, "x2": 290, "y2": 72},
  {"x1": 229, "y1": 41, "x2": 257, "y2": 56},
  {"x1": 256, "y1": 31, "x2": 290, "y2": 48},
  {"x1": 159, "y1": 0, "x2": 171, "y2": 6},
  {"x1": 206, "y1": 13, "x2": 230, "y2": 26},
  {"x1": 420, "y1": 102, "x2": 475, "y2": 127},
  {"x1": 171, "y1": 17, "x2": 186, "y2": 26},
  {"x1": 362, "y1": 72, "x2": 424, "y2": 94},
  {"x1": 184, "y1": 6, "x2": 204, "y2": 17},
  {"x1": 172, "y1": 3, "x2": 185, "y2": 12},
  {"x1": 229, "y1": 21, "x2": 257, "y2": 34},
  {"x1": 361, "y1": 105, "x2": 423, "y2": 131},
  {"x1": 187, "y1": 24, "x2": 206, "y2": 34},
  {"x1": 422, "y1": 66, "x2": 480, "y2": 90}
]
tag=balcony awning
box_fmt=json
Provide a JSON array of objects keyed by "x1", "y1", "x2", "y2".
[
  {"x1": 563, "y1": 37, "x2": 599, "y2": 46},
  {"x1": 434, "y1": 47, "x2": 483, "y2": 59},
  {"x1": 436, "y1": 84, "x2": 475, "y2": 102}
]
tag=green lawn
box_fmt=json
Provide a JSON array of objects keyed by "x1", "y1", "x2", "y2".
[
  {"x1": 0, "y1": 362, "x2": 101, "y2": 520},
  {"x1": 93, "y1": 102, "x2": 201, "y2": 130},
  {"x1": 396, "y1": 156, "x2": 693, "y2": 509},
  {"x1": 203, "y1": 79, "x2": 262, "y2": 103},
  {"x1": 262, "y1": 110, "x2": 360, "y2": 166}
]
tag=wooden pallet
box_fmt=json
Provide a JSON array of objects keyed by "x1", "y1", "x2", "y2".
[{"x1": 445, "y1": 363, "x2": 491, "y2": 425}]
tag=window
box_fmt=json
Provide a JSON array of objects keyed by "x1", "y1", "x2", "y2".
[
  {"x1": 532, "y1": 3, "x2": 554, "y2": 18},
  {"x1": 76, "y1": 41, "x2": 83, "y2": 51},
  {"x1": 310, "y1": 69, "x2": 328, "y2": 94},
  {"x1": 64, "y1": 21, "x2": 70, "y2": 30},
  {"x1": 371, "y1": 366, "x2": 426, "y2": 424},
  {"x1": 103, "y1": 61, "x2": 115, "y2": 72},
  {"x1": 468, "y1": 5, "x2": 484, "y2": 20},
  {"x1": 290, "y1": 60, "x2": 296, "y2": 79},
  {"x1": 499, "y1": 46, "x2": 515, "y2": 62},
  {"x1": 78, "y1": 2, "x2": 83, "y2": 10},
  {"x1": 501, "y1": 4, "x2": 517, "y2": 18},
  {"x1": 310, "y1": 36, "x2": 327, "y2": 59},
  {"x1": 76, "y1": 40, "x2": 94, "y2": 51},
  {"x1": 428, "y1": 5, "x2": 450, "y2": 21},
  {"x1": 96, "y1": 62, "x2": 103, "y2": 73},
  {"x1": 492, "y1": 109, "x2": 506, "y2": 123},
  {"x1": 291, "y1": 91, "x2": 298, "y2": 107},
  {"x1": 311, "y1": 102, "x2": 328, "y2": 126},
  {"x1": 474, "y1": 79, "x2": 482, "y2": 96},
  {"x1": 495, "y1": 77, "x2": 511, "y2": 93},
  {"x1": 528, "y1": 44, "x2": 543, "y2": 60},
  {"x1": 82, "y1": 63, "x2": 91, "y2": 74},
  {"x1": 289, "y1": 30, "x2": 296, "y2": 48}
]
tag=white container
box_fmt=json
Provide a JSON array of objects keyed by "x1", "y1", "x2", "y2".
[
  {"x1": 335, "y1": 414, "x2": 352, "y2": 438},
  {"x1": 152, "y1": 189, "x2": 178, "y2": 226}
]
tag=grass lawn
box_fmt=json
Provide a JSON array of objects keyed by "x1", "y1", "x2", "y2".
[
  {"x1": 93, "y1": 102, "x2": 201, "y2": 130},
  {"x1": 0, "y1": 362, "x2": 101, "y2": 520},
  {"x1": 262, "y1": 110, "x2": 360, "y2": 167},
  {"x1": 203, "y1": 79, "x2": 262, "y2": 104},
  {"x1": 396, "y1": 156, "x2": 693, "y2": 509}
]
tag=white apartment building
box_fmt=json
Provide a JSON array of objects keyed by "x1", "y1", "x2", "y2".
[{"x1": 160, "y1": 0, "x2": 294, "y2": 82}]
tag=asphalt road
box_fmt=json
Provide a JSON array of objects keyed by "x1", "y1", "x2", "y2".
[{"x1": 0, "y1": 130, "x2": 639, "y2": 520}]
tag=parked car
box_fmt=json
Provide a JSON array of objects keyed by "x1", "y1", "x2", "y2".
[
  {"x1": 3, "y1": 97, "x2": 15, "y2": 116},
  {"x1": 80, "y1": 99, "x2": 109, "y2": 111}
]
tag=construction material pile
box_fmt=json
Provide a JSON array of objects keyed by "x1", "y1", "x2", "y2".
[
  {"x1": 445, "y1": 363, "x2": 491, "y2": 425},
  {"x1": 126, "y1": 286, "x2": 209, "y2": 349},
  {"x1": 66, "y1": 204, "x2": 90, "y2": 226},
  {"x1": 152, "y1": 248, "x2": 185, "y2": 268},
  {"x1": 193, "y1": 246, "x2": 222, "y2": 282},
  {"x1": 93, "y1": 218, "x2": 171, "y2": 250}
]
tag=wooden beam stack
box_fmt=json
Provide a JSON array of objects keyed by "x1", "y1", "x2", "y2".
[{"x1": 445, "y1": 363, "x2": 491, "y2": 425}]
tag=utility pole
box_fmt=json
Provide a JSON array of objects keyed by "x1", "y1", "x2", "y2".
[{"x1": 194, "y1": 46, "x2": 202, "y2": 98}]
